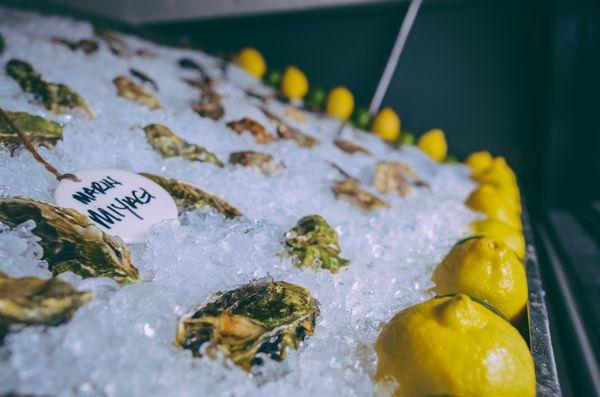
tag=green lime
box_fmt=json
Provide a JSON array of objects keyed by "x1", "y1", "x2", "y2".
[
  {"x1": 398, "y1": 131, "x2": 415, "y2": 145},
  {"x1": 263, "y1": 69, "x2": 282, "y2": 89},
  {"x1": 304, "y1": 87, "x2": 326, "y2": 112},
  {"x1": 352, "y1": 107, "x2": 373, "y2": 130}
]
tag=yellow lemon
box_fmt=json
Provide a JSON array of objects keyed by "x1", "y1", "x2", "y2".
[
  {"x1": 466, "y1": 184, "x2": 522, "y2": 230},
  {"x1": 432, "y1": 237, "x2": 528, "y2": 321},
  {"x1": 465, "y1": 150, "x2": 493, "y2": 176},
  {"x1": 417, "y1": 129, "x2": 447, "y2": 162},
  {"x1": 472, "y1": 219, "x2": 526, "y2": 259},
  {"x1": 474, "y1": 156, "x2": 517, "y2": 185},
  {"x1": 371, "y1": 107, "x2": 400, "y2": 141},
  {"x1": 375, "y1": 294, "x2": 535, "y2": 397},
  {"x1": 325, "y1": 86, "x2": 354, "y2": 121},
  {"x1": 235, "y1": 47, "x2": 266, "y2": 78},
  {"x1": 281, "y1": 66, "x2": 309, "y2": 100}
]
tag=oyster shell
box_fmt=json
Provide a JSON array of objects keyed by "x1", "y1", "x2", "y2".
[
  {"x1": 285, "y1": 215, "x2": 349, "y2": 274},
  {"x1": 129, "y1": 68, "x2": 158, "y2": 91},
  {"x1": 178, "y1": 58, "x2": 214, "y2": 85},
  {"x1": 113, "y1": 76, "x2": 162, "y2": 110},
  {"x1": 5, "y1": 59, "x2": 93, "y2": 118},
  {"x1": 139, "y1": 173, "x2": 241, "y2": 218},
  {"x1": 94, "y1": 28, "x2": 129, "y2": 57},
  {"x1": 0, "y1": 110, "x2": 62, "y2": 152},
  {"x1": 175, "y1": 278, "x2": 319, "y2": 371},
  {"x1": 142, "y1": 123, "x2": 223, "y2": 167},
  {"x1": 0, "y1": 274, "x2": 91, "y2": 327},
  {"x1": 228, "y1": 151, "x2": 283, "y2": 176},
  {"x1": 51, "y1": 38, "x2": 98, "y2": 54},
  {"x1": 374, "y1": 161, "x2": 428, "y2": 197},
  {"x1": 0, "y1": 197, "x2": 138, "y2": 284},
  {"x1": 261, "y1": 108, "x2": 319, "y2": 148},
  {"x1": 332, "y1": 179, "x2": 389, "y2": 212},
  {"x1": 226, "y1": 118, "x2": 275, "y2": 144},
  {"x1": 333, "y1": 139, "x2": 371, "y2": 155}
]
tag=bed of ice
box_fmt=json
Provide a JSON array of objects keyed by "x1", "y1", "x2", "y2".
[{"x1": 0, "y1": 6, "x2": 478, "y2": 397}]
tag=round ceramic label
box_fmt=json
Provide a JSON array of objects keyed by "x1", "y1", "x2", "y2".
[{"x1": 54, "y1": 169, "x2": 178, "y2": 243}]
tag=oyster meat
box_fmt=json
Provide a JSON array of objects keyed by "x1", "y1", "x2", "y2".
[
  {"x1": 175, "y1": 278, "x2": 319, "y2": 371},
  {"x1": 0, "y1": 110, "x2": 62, "y2": 152},
  {"x1": 113, "y1": 76, "x2": 162, "y2": 110},
  {"x1": 142, "y1": 123, "x2": 223, "y2": 167},
  {"x1": 226, "y1": 117, "x2": 275, "y2": 144},
  {"x1": 5, "y1": 59, "x2": 93, "y2": 118},
  {"x1": 285, "y1": 215, "x2": 349, "y2": 274},
  {"x1": 51, "y1": 37, "x2": 98, "y2": 54},
  {"x1": 94, "y1": 28, "x2": 130, "y2": 57},
  {"x1": 139, "y1": 173, "x2": 241, "y2": 218},
  {"x1": 374, "y1": 161, "x2": 428, "y2": 197},
  {"x1": 0, "y1": 197, "x2": 138, "y2": 284},
  {"x1": 0, "y1": 273, "x2": 91, "y2": 327},
  {"x1": 333, "y1": 139, "x2": 371, "y2": 155},
  {"x1": 228, "y1": 151, "x2": 283, "y2": 176},
  {"x1": 332, "y1": 179, "x2": 389, "y2": 212},
  {"x1": 261, "y1": 108, "x2": 319, "y2": 148}
]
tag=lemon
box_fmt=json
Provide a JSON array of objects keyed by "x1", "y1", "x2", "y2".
[
  {"x1": 465, "y1": 150, "x2": 493, "y2": 175},
  {"x1": 281, "y1": 66, "x2": 309, "y2": 100},
  {"x1": 375, "y1": 294, "x2": 535, "y2": 397},
  {"x1": 470, "y1": 183, "x2": 521, "y2": 214},
  {"x1": 417, "y1": 129, "x2": 447, "y2": 162},
  {"x1": 371, "y1": 107, "x2": 400, "y2": 141},
  {"x1": 472, "y1": 219, "x2": 526, "y2": 259},
  {"x1": 466, "y1": 184, "x2": 522, "y2": 230},
  {"x1": 432, "y1": 237, "x2": 528, "y2": 321},
  {"x1": 474, "y1": 156, "x2": 517, "y2": 185},
  {"x1": 325, "y1": 86, "x2": 354, "y2": 121},
  {"x1": 235, "y1": 47, "x2": 266, "y2": 78}
]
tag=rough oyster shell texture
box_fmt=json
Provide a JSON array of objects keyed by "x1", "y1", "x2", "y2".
[
  {"x1": 332, "y1": 179, "x2": 389, "y2": 212},
  {"x1": 0, "y1": 110, "x2": 62, "y2": 152},
  {"x1": 113, "y1": 76, "x2": 162, "y2": 110},
  {"x1": 228, "y1": 151, "x2": 283, "y2": 176}
]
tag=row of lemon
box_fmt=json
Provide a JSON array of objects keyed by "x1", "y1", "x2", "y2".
[
  {"x1": 375, "y1": 153, "x2": 535, "y2": 396},
  {"x1": 235, "y1": 47, "x2": 449, "y2": 148}
]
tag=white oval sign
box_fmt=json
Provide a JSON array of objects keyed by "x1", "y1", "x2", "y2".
[{"x1": 54, "y1": 169, "x2": 178, "y2": 243}]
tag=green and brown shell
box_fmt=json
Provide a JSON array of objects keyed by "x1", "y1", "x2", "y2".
[
  {"x1": 0, "y1": 197, "x2": 138, "y2": 284},
  {"x1": 0, "y1": 272, "x2": 91, "y2": 327},
  {"x1": 226, "y1": 117, "x2": 275, "y2": 144},
  {"x1": 333, "y1": 139, "x2": 371, "y2": 155},
  {"x1": 142, "y1": 124, "x2": 223, "y2": 167},
  {"x1": 0, "y1": 110, "x2": 62, "y2": 152},
  {"x1": 261, "y1": 108, "x2": 320, "y2": 148},
  {"x1": 185, "y1": 78, "x2": 223, "y2": 120},
  {"x1": 5, "y1": 59, "x2": 93, "y2": 118},
  {"x1": 94, "y1": 28, "x2": 130, "y2": 57},
  {"x1": 139, "y1": 173, "x2": 241, "y2": 218},
  {"x1": 228, "y1": 151, "x2": 283, "y2": 176},
  {"x1": 175, "y1": 278, "x2": 319, "y2": 371},
  {"x1": 285, "y1": 215, "x2": 349, "y2": 274},
  {"x1": 332, "y1": 179, "x2": 389, "y2": 212},
  {"x1": 51, "y1": 37, "x2": 99, "y2": 55},
  {"x1": 113, "y1": 76, "x2": 162, "y2": 110},
  {"x1": 373, "y1": 161, "x2": 428, "y2": 197}
]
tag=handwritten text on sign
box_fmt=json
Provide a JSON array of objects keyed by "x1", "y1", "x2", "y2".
[{"x1": 54, "y1": 169, "x2": 178, "y2": 243}]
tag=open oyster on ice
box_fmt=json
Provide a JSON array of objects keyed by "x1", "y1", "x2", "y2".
[
  {"x1": 51, "y1": 37, "x2": 99, "y2": 55},
  {"x1": 175, "y1": 278, "x2": 319, "y2": 371},
  {"x1": 0, "y1": 110, "x2": 62, "y2": 152},
  {"x1": 285, "y1": 215, "x2": 349, "y2": 274},
  {"x1": 94, "y1": 28, "x2": 130, "y2": 57},
  {"x1": 5, "y1": 59, "x2": 93, "y2": 118},
  {"x1": 226, "y1": 117, "x2": 275, "y2": 144},
  {"x1": 113, "y1": 76, "x2": 162, "y2": 110},
  {"x1": 142, "y1": 123, "x2": 223, "y2": 167},
  {"x1": 228, "y1": 151, "x2": 283, "y2": 176},
  {"x1": 261, "y1": 108, "x2": 320, "y2": 148},
  {"x1": 0, "y1": 197, "x2": 138, "y2": 284},
  {"x1": 139, "y1": 173, "x2": 241, "y2": 218},
  {"x1": 374, "y1": 161, "x2": 429, "y2": 197},
  {"x1": 332, "y1": 179, "x2": 389, "y2": 212},
  {"x1": 333, "y1": 139, "x2": 371, "y2": 155}
]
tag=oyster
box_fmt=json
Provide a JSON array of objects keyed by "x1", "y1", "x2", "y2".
[
  {"x1": 192, "y1": 88, "x2": 224, "y2": 120},
  {"x1": 261, "y1": 108, "x2": 319, "y2": 148},
  {"x1": 136, "y1": 48, "x2": 155, "y2": 58},
  {"x1": 51, "y1": 37, "x2": 98, "y2": 54},
  {"x1": 139, "y1": 173, "x2": 240, "y2": 218},
  {"x1": 94, "y1": 28, "x2": 129, "y2": 57},
  {"x1": 129, "y1": 68, "x2": 158, "y2": 91},
  {"x1": 0, "y1": 274, "x2": 91, "y2": 327},
  {"x1": 5, "y1": 59, "x2": 93, "y2": 118},
  {"x1": 0, "y1": 110, "x2": 62, "y2": 152},
  {"x1": 0, "y1": 197, "x2": 138, "y2": 284},
  {"x1": 226, "y1": 118, "x2": 275, "y2": 144},
  {"x1": 113, "y1": 76, "x2": 162, "y2": 110},
  {"x1": 332, "y1": 179, "x2": 389, "y2": 212},
  {"x1": 142, "y1": 123, "x2": 224, "y2": 167},
  {"x1": 178, "y1": 58, "x2": 214, "y2": 85},
  {"x1": 175, "y1": 278, "x2": 319, "y2": 371},
  {"x1": 374, "y1": 161, "x2": 428, "y2": 197},
  {"x1": 334, "y1": 139, "x2": 371, "y2": 155},
  {"x1": 229, "y1": 151, "x2": 283, "y2": 176},
  {"x1": 285, "y1": 215, "x2": 349, "y2": 274}
]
